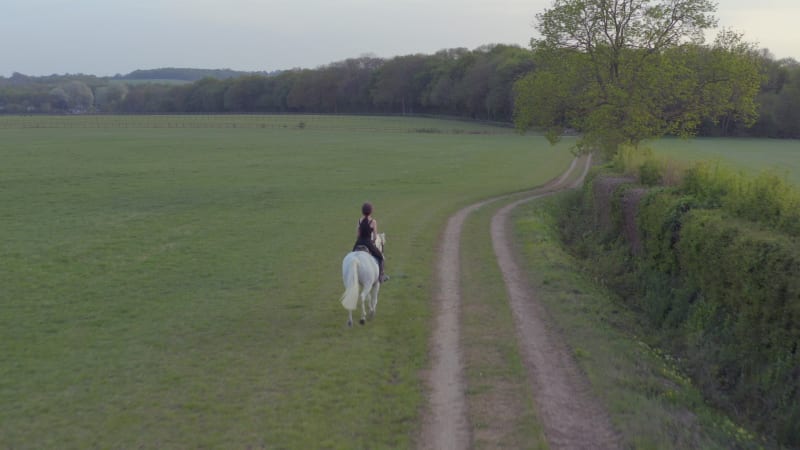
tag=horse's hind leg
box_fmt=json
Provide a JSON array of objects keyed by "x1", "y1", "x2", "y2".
[
  {"x1": 347, "y1": 310, "x2": 353, "y2": 327},
  {"x1": 367, "y1": 290, "x2": 376, "y2": 319},
  {"x1": 359, "y1": 292, "x2": 367, "y2": 325},
  {"x1": 368, "y1": 283, "x2": 380, "y2": 319}
]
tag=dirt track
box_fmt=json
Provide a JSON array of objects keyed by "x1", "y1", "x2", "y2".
[{"x1": 420, "y1": 155, "x2": 619, "y2": 449}]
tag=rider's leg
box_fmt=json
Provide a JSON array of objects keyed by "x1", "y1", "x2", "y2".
[
  {"x1": 367, "y1": 242, "x2": 389, "y2": 282},
  {"x1": 378, "y1": 259, "x2": 388, "y2": 282}
]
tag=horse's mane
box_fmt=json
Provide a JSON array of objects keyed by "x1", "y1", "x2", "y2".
[{"x1": 375, "y1": 233, "x2": 386, "y2": 256}]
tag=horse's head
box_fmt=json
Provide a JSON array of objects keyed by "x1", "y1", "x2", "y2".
[{"x1": 375, "y1": 233, "x2": 386, "y2": 256}]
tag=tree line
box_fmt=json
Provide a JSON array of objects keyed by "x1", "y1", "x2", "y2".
[{"x1": 1, "y1": 44, "x2": 798, "y2": 138}]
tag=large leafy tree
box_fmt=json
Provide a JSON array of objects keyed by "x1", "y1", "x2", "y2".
[
  {"x1": 52, "y1": 80, "x2": 94, "y2": 112},
  {"x1": 514, "y1": 0, "x2": 762, "y2": 156},
  {"x1": 371, "y1": 55, "x2": 432, "y2": 115}
]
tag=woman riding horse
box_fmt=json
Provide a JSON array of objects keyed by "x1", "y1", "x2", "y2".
[{"x1": 353, "y1": 202, "x2": 388, "y2": 282}]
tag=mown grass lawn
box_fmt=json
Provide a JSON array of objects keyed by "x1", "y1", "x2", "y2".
[{"x1": 0, "y1": 115, "x2": 573, "y2": 448}]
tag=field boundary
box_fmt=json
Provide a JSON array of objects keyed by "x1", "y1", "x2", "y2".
[{"x1": 0, "y1": 114, "x2": 518, "y2": 134}]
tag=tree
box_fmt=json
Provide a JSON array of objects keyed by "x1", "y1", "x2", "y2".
[
  {"x1": 484, "y1": 45, "x2": 536, "y2": 121},
  {"x1": 94, "y1": 83, "x2": 128, "y2": 112},
  {"x1": 371, "y1": 55, "x2": 431, "y2": 114},
  {"x1": 455, "y1": 51, "x2": 492, "y2": 118},
  {"x1": 332, "y1": 56, "x2": 382, "y2": 113},
  {"x1": 181, "y1": 77, "x2": 227, "y2": 112},
  {"x1": 58, "y1": 80, "x2": 94, "y2": 112},
  {"x1": 421, "y1": 48, "x2": 471, "y2": 115},
  {"x1": 286, "y1": 69, "x2": 335, "y2": 112},
  {"x1": 750, "y1": 57, "x2": 800, "y2": 138},
  {"x1": 773, "y1": 61, "x2": 800, "y2": 138},
  {"x1": 118, "y1": 84, "x2": 174, "y2": 113},
  {"x1": 514, "y1": 0, "x2": 760, "y2": 156},
  {"x1": 224, "y1": 75, "x2": 267, "y2": 112}
]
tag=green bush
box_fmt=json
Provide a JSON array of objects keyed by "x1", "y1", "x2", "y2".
[
  {"x1": 610, "y1": 144, "x2": 688, "y2": 187},
  {"x1": 680, "y1": 163, "x2": 800, "y2": 236},
  {"x1": 638, "y1": 191, "x2": 696, "y2": 276},
  {"x1": 611, "y1": 144, "x2": 653, "y2": 174},
  {"x1": 677, "y1": 210, "x2": 800, "y2": 445},
  {"x1": 569, "y1": 171, "x2": 800, "y2": 446},
  {"x1": 638, "y1": 158, "x2": 663, "y2": 186}
]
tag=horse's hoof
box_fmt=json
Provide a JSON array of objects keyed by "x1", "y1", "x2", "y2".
[
  {"x1": 347, "y1": 320, "x2": 353, "y2": 327},
  {"x1": 359, "y1": 318, "x2": 365, "y2": 325}
]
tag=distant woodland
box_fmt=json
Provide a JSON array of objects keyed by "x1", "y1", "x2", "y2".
[{"x1": 1, "y1": 44, "x2": 798, "y2": 138}]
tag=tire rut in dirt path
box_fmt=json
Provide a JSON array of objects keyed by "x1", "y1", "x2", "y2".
[
  {"x1": 491, "y1": 154, "x2": 620, "y2": 449},
  {"x1": 419, "y1": 156, "x2": 591, "y2": 450}
]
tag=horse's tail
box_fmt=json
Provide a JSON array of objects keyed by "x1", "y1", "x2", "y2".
[{"x1": 340, "y1": 255, "x2": 360, "y2": 311}]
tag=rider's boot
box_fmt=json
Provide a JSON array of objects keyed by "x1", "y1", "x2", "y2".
[{"x1": 379, "y1": 262, "x2": 389, "y2": 283}]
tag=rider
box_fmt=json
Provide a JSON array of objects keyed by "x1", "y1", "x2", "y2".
[{"x1": 353, "y1": 202, "x2": 388, "y2": 282}]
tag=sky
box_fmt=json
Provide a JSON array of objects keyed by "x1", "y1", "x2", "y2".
[{"x1": 2, "y1": 0, "x2": 798, "y2": 77}]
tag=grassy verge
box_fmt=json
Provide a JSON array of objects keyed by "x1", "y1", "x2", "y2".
[{"x1": 510, "y1": 191, "x2": 764, "y2": 450}]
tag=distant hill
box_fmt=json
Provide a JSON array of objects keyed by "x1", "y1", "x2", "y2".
[{"x1": 115, "y1": 68, "x2": 276, "y2": 82}]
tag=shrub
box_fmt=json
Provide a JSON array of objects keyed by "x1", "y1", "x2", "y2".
[
  {"x1": 679, "y1": 163, "x2": 800, "y2": 236},
  {"x1": 570, "y1": 171, "x2": 800, "y2": 446},
  {"x1": 677, "y1": 211, "x2": 800, "y2": 445},
  {"x1": 724, "y1": 171, "x2": 800, "y2": 235},
  {"x1": 637, "y1": 191, "x2": 696, "y2": 276},
  {"x1": 638, "y1": 158, "x2": 663, "y2": 186},
  {"x1": 610, "y1": 144, "x2": 687, "y2": 187},
  {"x1": 611, "y1": 144, "x2": 653, "y2": 175}
]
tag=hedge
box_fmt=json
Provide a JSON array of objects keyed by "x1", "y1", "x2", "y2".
[
  {"x1": 675, "y1": 210, "x2": 800, "y2": 444},
  {"x1": 581, "y1": 173, "x2": 800, "y2": 446}
]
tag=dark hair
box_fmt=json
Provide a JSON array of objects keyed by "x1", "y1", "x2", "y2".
[{"x1": 361, "y1": 202, "x2": 373, "y2": 216}]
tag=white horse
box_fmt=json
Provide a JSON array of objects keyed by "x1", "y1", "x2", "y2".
[{"x1": 340, "y1": 233, "x2": 385, "y2": 327}]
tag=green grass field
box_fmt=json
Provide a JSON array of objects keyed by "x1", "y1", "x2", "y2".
[
  {"x1": 3, "y1": 115, "x2": 795, "y2": 448},
  {"x1": 0, "y1": 115, "x2": 573, "y2": 448},
  {"x1": 648, "y1": 137, "x2": 800, "y2": 185}
]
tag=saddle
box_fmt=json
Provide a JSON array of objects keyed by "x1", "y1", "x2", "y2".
[{"x1": 353, "y1": 241, "x2": 388, "y2": 283}]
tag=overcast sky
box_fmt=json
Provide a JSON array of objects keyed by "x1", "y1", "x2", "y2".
[{"x1": 2, "y1": 0, "x2": 798, "y2": 77}]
